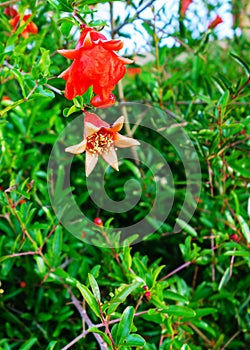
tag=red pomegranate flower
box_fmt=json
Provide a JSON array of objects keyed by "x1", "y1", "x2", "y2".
[
  {"x1": 5, "y1": 7, "x2": 38, "y2": 38},
  {"x1": 58, "y1": 27, "x2": 133, "y2": 107},
  {"x1": 65, "y1": 112, "x2": 140, "y2": 176},
  {"x1": 208, "y1": 15, "x2": 223, "y2": 29}
]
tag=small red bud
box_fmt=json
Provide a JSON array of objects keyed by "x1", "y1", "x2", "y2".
[
  {"x1": 0, "y1": 186, "x2": 4, "y2": 191},
  {"x1": 94, "y1": 217, "x2": 103, "y2": 227},
  {"x1": 19, "y1": 199, "x2": 26, "y2": 205},
  {"x1": 81, "y1": 231, "x2": 87, "y2": 238},
  {"x1": 20, "y1": 281, "x2": 26, "y2": 288},
  {"x1": 144, "y1": 291, "x2": 151, "y2": 300},
  {"x1": 229, "y1": 234, "x2": 240, "y2": 242},
  {"x1": 143, "y1": 285, "x2": 148, "y2": 291}
]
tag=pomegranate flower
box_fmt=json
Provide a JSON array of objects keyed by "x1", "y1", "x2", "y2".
[
  {"x1": 5, "y1": 7, "x2": 38, "y2": 38},
  {"x1": 65, "y1": 112, "x2": 140, "y2": 176},
  {"x1": 58, "y1": 27, "x2": 133, "y2": 107},
  {"x1": 208, "y1": 15, "x2": 223, "y2": 29}
]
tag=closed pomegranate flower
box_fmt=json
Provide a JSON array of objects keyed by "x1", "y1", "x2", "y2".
[
  {"x1": 65, "y1": 112, "x2": 140, "y2": 176},
  {"x1": 208, "y1": 15, "x2": 223, "y2": 29},
  {"x1": 58, "y1": 27, "x2": 133, "y2": 107}
]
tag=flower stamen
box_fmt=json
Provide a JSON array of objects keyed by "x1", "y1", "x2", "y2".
[{"x1": 87, "y1": 128, "x2": 114, "y2": 155}]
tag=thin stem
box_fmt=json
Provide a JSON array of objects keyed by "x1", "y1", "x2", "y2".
[
  {"x1": 113, "y1": 0, "x2": 156, "y2": 35},
  {"x1": 221, "y1": 330, "x2": 242, "y2": 350},
  {"x1": 159, "y1": 261, "x2": 193, "y2": 282},
  {"x1": 0, "y1": 0, "x2": 18, "y2": 6},
  {"x1": 211, "y1": 231, "x2": 215, "y2": 282},
  {"x1": 44, "y1": 83, "x2": 63, "y2": 95},
  {"x1": 66, "y1": 287, "x2": 108, "y2": 350},
  {"x1": 186, "y1": 322, "x2": 213, "y2": 346},
  {"x1": 61, "y1": 309, "x2": 152, "y2": 350}
]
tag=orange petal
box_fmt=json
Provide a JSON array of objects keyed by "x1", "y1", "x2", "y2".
[
  {"x1": 111, "y1": 116, "x2": 124, "y2": 132},
  {"x1": 101, "y1": 147, "x2": 119, "y2": 171},
  {"x1": 57, "y1": 49, "x2": 79, "y2": 60},
  {"x1": 118, "y1": 56, "x2": 134, "y2": 64},
  {"x1": 101, "y1": 39, "x2": 124, "y2": 51},
  {"x1": 65, "y1": 140, "x2": 86, "y2": 154},
  {"x1": 58, "y1": 67, "x2": 71, "y2": 79},
  {"x1": 82, "y1": 31, "x2": 93, "y2": 49},
  {"x1": 114, "y1": 134, "x2": 140, "y2": 148},
  {"x1": 85, "y1": 151, "x2": 98, "y2": 176}
]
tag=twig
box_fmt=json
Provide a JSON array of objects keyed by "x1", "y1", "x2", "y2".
[
  {"x1": 159, "y1": 261, "x2": 193, "y2": 282},
  {"x1": 211, "y1": 231, "x2": 215, "y2": 282},
  {"x1": 65, "y1": 287, "x2": 108, "y2": 350},
  {"x1": 113, "y1": 0, "x2": 156, "y2": 35},
  {"x1": 187, "y1": 322, "x2": 213, "y2": 346},
  {"x1": 44, "y1": 83, "x2": 63, "y2": 95},
  {"x1": 0, "y1": 0, "x2": 18, "y2": 6},
  {"x1": 60, "y1": 309, "x2": 152, "y2": 350},
  {"x1": 221, "y1": 330, "x2": 242, "y2": 349}
]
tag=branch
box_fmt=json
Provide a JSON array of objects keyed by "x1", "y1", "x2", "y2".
[
  {"x1": 113, "y1": 0, "x2": 156, "y2": 35},
  {"x1": 64, "y1": 287, "x2": 108, "y2": 350}
]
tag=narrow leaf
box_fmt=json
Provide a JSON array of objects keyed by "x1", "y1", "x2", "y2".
[
  {"x1": 117, "y1": 306, "x2": 134, "y2": 344},
  {"x1": 88, "y1": 273, "x2": 101, "y2": 302},
  {"x1": 76, "y1": 282, "x2": 100, "y2": 319}
]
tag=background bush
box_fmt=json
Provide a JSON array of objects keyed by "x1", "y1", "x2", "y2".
[{"x1": 0, "y1": 0, "x2": 249, "y2": 349}]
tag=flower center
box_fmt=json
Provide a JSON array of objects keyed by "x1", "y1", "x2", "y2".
[{"x1": 86, "y1": 128, "x2": 114, "y2": 154}]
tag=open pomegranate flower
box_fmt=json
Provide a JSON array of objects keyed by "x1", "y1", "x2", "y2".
[
  {"x1": 58, "y1": 27, "x2": 133, "y2": 107},
  {"x1": 65, "y1": 112, "x2": 140, "y2": 176},
  {"x1": 6, "y1": 9, "x2": 38, "y2": 38}
]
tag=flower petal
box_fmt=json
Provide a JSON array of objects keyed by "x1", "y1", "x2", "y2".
[
  {"x1": 101, "y1": 39, "x2": 124, "y2": 51},
  {"x1": 65, "y1": 140, "x2": 86, "y2": 154},
  {"x1": 58, "y1": 66, "x2": 71, "y2": 79},
  {"x1": 114, "y1": 133, "x2": 140, "y2": 148},
  {"x1": 101, "y1": 147, "x2": 119, "y2": 171},
  {"x1": 82, "y1": 31, "x2": 93, "y2": 49},
  {"x1": 85, "y1": 151, "x2": 98, "y2": 176},
  {"x1": 111, "y1": 116, "x2": 124, "y2": 132},
  {"x1": 85, "y1": 122, "x2": 100, "y2": 137},
  {"x1": 57, "y1": 49, "x2": 79, "y2": 60}
]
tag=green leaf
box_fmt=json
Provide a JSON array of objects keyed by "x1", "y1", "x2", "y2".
[
  {"x1": 19, "y1": 338, "x2": 38, "y2": 350},
  {"x1": 237, "y1": 215, "x2": 250, "y2": 243},
  {"x1": 230, "y1": 52, "x2": 250, "y2": 76},
  {"x1": 121, "y1": 333, "x2": 145, "y2": 347},
  {"x1": 60, "y1": 21, "x2": 74, "y2": 36},
  {"x1": 163, "y1": 291, "x2": 188, "y2": 303},
  {"x1": 87, "y1": 327, "x2": 112, "y2": 346},
  {"x1": 218, "y1": 267, "x2": 231, "y2": 290},
  {"x1": 52, "y1": 226, "x2": 62, "y2": 260},
  {"x1": 47, "y1": 0, "x2": 73, "y2": 11},
  {"x1": 161, "y1": 305, "x2": 196, "y2": 318},
  {"x1": 107, "y1": 279, "x2": 144, "y2": 315},
  {"x1": 45, "y1": 341, "x2": 58, "y2": 350},
  {"x1": 88, "y1": 273, "x2": 101, "y2": 302},
  {"x1": 12, "y1": 69, "x2": 27, "y2": 98},
  {"x1": 76, "y1": 282, "x2": 101, "y2": 319},
  {"x1": 117, "y1": 306, "x2": 134, "y2": 344},
  {"x1": 194, "y1": 308, "x2": 218, "y2": 318},
  {"x1": 176, "y1": 219, "x2": 198, "y2": 237}
]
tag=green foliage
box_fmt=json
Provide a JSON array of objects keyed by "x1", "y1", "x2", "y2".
[{"x1": 0, "y1": 0, "x2": 250, "y2": 349}]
